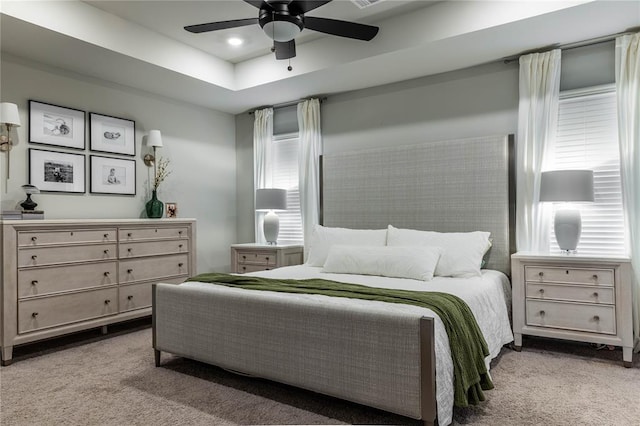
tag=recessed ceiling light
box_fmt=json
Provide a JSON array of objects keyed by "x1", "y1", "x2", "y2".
[{"x1": 227, "y1": 37, "x2": 244, "y2": 46}]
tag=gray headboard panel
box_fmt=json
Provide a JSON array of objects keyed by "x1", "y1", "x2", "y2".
[{"x1": 321, "y1": 134, "x2": 515, "y2": 276}]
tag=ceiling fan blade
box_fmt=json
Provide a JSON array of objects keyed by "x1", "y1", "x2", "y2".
[
  {"x1": 289, "y1": 0, "x2": 332, "y2": 15},
  {"x1": 304, "y1": 16, "x2": 379, "y2": 41},
  {"x1": 243, "y1": 0, "x2": 265, "y2": 9},
  {"x1": 184, "y1": 18, "x2": 258, "y2": 33},
  {"x1": 274, "y1": 40, "x2": 296, "y2": 60}
]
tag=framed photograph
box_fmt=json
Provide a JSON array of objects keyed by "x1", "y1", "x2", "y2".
[
  {"x1": 90, "y1": 155, "x2": 136, "y2": 195},
  {"x1": 166, "y1": 202, "x2": 177, "y2": 218},
  {"x1": 90, "y1": 113, "x2": 136, "y2": 156},
  {"x1": 29, "y1": 148, "x2": 85, "y2": 193},
  {"x1": 29, "y1": 100, "x2": 85, "y2": 149}
]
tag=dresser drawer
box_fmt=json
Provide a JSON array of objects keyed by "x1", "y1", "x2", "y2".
[
  {"x1": 119, "y1": 239, "x2": 189, "y2": 259},
  {"x1": 119, "y1": 277, "x2": 186, "y2": 312},
  {"x1": 525, "y1": 266, "x2": 614, "y2": 286},
  {"x1": 18, "y1": 287, "x2": 118, "y2": 333},
  {"x1": 18, "y1": 262, "x2": 117, "y2": 298},
  {"x1": 526, "y1": 300, "x2": 616, "y2": 335},
  {"x1": 236, "y1": 264, "x2": 276, "y2": 274},
  {"x1": 119, "y1": 227, "x2": 189, "y2": 242},
  {"x1": 237, "y1": 251, "x2": 277, "y2": 266},
  {"x1": 526, "y1": 283, "x2": 615, "y2": 305},
  {"x1": 18, "y1": 244, "x2": 117, "y2": 267},
  {"x1": 18, "y1": 228, "x2": 116, "y2": 247},
  {"x1": 119, "y1": 254, "x2": 189, "y2": 284}
]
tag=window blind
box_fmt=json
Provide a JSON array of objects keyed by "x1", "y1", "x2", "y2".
[
  {"x1": 550, "y1": 86, "x2": 625, "y2": 255},
  {"x1": 272, "y1": 133, "x2": 304, "y2": 244}
]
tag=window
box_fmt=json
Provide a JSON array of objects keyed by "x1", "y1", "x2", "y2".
[
  {"x1": 549, "y1": 85, "x2": 625, "y2": 255},
  {"x1": 271, "y1": 133, "x2": 303, "y2": 244}
]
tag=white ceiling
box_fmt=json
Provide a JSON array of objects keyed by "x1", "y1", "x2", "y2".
[{"x1": 1, "y1": 1, "x2": 639, "y2": 114}]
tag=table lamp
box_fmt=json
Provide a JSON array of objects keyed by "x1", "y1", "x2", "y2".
[
  {"x1": 539, "y1": 170, "x2": 594, "y2": 252},
  {"x1": 256, "y1": 188, "x2": 287, "y2": 245}
]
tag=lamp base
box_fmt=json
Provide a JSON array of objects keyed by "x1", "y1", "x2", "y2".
[
  {"x1": 263, "y1": 210, "x2": 280, "y2": 245},
  {"x1": 554, "y1": 208, "x2": 582, "y2": 252}
]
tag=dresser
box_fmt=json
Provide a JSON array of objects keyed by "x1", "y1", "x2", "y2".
[
  {"x1": 231, "y1": 243, "x2": 303, "y2": 273},
  {"x1": 511, "y1": 252, "x2": 633, "y2": 367},
  {"x1": 0, "y1": 218, "x2": 196, "y2": 365}
]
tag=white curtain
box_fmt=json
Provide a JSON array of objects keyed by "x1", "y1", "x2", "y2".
[
  {"x1": 253, "y1": 107, "x2": 273, "y2": 244},
  {"x1": 297, "y1": 98, "x2": 322, "y2": 247},
  {"x1": 515, "y1": 49, "x2": 562, "y2": 252},
  {"x1": 615, "y1": 33, "x2": 640, "y2": 349}
]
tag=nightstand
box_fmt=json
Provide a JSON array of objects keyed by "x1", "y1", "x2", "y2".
[
  {"x1": 511, "y1": 252, "x2": 633, "y2": 367},
  {"x1": 231, "y1": 243, "x2": 304, "y2": 273}
]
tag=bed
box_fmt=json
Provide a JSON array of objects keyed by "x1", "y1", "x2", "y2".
[{"x1": 153, "y1": 134, "x2": 516, "y2": 426}]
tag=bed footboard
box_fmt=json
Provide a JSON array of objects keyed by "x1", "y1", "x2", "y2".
[{"x1": 152, "y1": 283, "x2": 436, "y2": 424}]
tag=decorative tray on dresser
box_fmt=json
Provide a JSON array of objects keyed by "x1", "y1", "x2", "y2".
[
  {"x1": 511, "y1": 252, "x2": 633, "y2": 367},
  {"x1": 0, "y1": 218, "x2": 196, "y2": 365}
]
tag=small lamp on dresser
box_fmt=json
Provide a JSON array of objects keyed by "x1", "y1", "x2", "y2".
[
  {"x1": 256, "y1": 188, "x2": 287, "y2": 245},
  {"x1": 539, "y1": 169, "x2": 594, "y2": 252}
]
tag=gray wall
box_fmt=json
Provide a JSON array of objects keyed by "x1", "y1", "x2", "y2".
[
  {"x1": 235, "y1": 42, "x2": 615, "y2": 242},
  {"x1": 1, "y1": 55, "x2": 237, "y2": 273}
]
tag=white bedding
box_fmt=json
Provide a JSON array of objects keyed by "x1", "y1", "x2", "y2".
[{"x1": 182, "y1": 265, "x2": 513, "y2": 425}]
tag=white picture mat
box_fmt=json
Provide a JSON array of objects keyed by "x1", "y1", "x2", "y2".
[
  {"x1": 29, "y1": 149, "x2": 85, "y2": 193},
  {"x1": 90, "y1": 155, "x2": 136, "y2": 195},
  {"x1": 29, "y1": 101, "x2": 85, "y2": 149},
  {"x1": 90, "y1": 113, "x2": 135, "y2": 155}
]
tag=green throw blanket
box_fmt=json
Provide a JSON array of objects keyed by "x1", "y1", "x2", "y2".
[{"x1": 187, "y1": 272, "x2": 494, "y2": 407}]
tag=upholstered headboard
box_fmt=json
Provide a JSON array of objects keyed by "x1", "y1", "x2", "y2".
[{"x1": 320, "y1": 134, "x2": 515, "y2": 276}]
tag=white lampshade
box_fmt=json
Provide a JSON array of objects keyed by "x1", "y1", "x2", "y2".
[
  {"x1": 0, "y1": 103, "x2": 21, "y2": 126},
  {"x1": 147, "y1": 130, "x2": 163, "y2": 148},
  {"x1": 540, "y1": 170, "x2": 594, "y2": 202},
  {"x1": 256, "y1": 188, "x2": 287, "y2": 211},
  {"x1": 540, "y1": 170, "x2": 594, "y2": 252}
]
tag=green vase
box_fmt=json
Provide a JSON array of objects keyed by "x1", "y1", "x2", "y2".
[{"x1": 146, "y1": 190, "x2": 164, "y2": 219}]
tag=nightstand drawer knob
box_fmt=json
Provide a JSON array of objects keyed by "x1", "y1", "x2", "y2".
[
  {"x1": 592, "y1": 274, "x2": 598, "y2": 280},
  {"x1": 538, "y1": 272, "x2": 544, "y2": 278},
  {"x1": 104, "y1": 233, "x2": 109, "y2": 238},
  {"x1": 31, "y1": 236, "x2": 37, "y2": 242},
  {"x1": 539, "y1": 289, "x2": 545, "y2": 295},
  {"x1": 128, "y1": 295, "x2": 133, "y2": 301},
  {"x1": 178, "y1": 263, "x2": 184, "y2": 267},
  {"x1": 593, "y1": 315, "x2": 600, "y2": 322},
  {"x1": 105, "y1": 299, "x2": 111, "y2": 305},
  {"x1": 593, "y1": 292, "x2": 599, "y2": 298},
  {"x1": 104, "y1": 272, "x2": 110, "y2": 277},
  {"x1": 242, "y1": 255, "x2": 246, "y2": 260},
  {"x1": 265, "y1": 257, "x2": 269, "y2": 261},
  {"x1": 31, "y1": 280, "x2": 38, "y2": 285},
  {"x1": 32, "y1": 312, "x2": 38, "y2": 318},
  {"x1": 539, "y1": 310, "x2": 545, "y2": 317},
  {"x1": 242, "y1": 266, "x2": 246, "y2": 271}
]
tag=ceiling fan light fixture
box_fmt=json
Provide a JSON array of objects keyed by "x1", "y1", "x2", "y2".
[{"x1": 262, "y1": 19, "x2": 302, "y2": 42}]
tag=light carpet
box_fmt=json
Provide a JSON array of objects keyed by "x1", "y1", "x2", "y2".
[{"x1": 1, "y1": 319, "x2": 638, "y2": 425}]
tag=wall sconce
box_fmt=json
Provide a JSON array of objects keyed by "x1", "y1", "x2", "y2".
[
  {"x1": 143, "y1": 130, "x2": 163, "y2": 170},
  {"x1": 0, "y1": 102, "x2": 22, "y2": 180}
]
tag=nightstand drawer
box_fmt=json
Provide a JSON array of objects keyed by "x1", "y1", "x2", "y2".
[
  {"x1": 526, "y1": 300, "x2": 616, "y2": 335},
  {"x1": 525, "y1": 266, "x2": 614, "y2": 286},
  {"x1": 526, "y1": 283, "x2": 614, "y2": 305},
  {"x1": 236, "y1": 264, "x2": 275, "y2": 274},
  {"x1": 237, "y1": 252, "x2": 277, "y2": 266}
]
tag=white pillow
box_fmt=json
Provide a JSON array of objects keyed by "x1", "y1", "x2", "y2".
[
  {"x1": 386, "y1": 225, "x2": 491, "y2": 278},
  {"x1": 305, "y1": 225, "x2": 387, "y2": 267},
  {"x1": 322, "y1": 245, "x2": 442, "y2": 281}
]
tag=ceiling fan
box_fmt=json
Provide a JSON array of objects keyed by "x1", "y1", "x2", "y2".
[{"x1": 184, "y1": 0, "x2": 379, "y2": 60}]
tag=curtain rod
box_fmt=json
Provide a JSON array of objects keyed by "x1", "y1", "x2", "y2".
[
  {"x1": 247, "y1": 96, "x2": 327, "y2": 115},
  {"x1": 502, "y1": 27, "x2": 639, "y2": 64}
]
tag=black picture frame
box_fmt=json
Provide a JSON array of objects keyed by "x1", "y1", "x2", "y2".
[
  {"x1": 28, "y1": 100, "x2": 86, "y2": 150},
  {"x1": 90, "y1": 155, "x2": 136, "y2": 195},
  {"x1": 89, "y1": 112, "x2": 136, "y2": 156},
  {"x1": 28, "y1": 148, "x2": 86, "y2": 193}
]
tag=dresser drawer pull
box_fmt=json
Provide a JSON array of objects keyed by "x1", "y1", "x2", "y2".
[
  {"x1": 32, "y1": 312, "x2": 38, "y2": 318},
  {"x1": 31, "y1": 280, "x2": 38, "y2": 285},
  {"x1": 128, "y1": 232, "x2": 132, "y2": 237},
  {"x1": 539, "y1": 289, "x2": 544, "y2": 295},
  {"x1": 178, "y1": 263, "x2": 184, "y2": 267},
  {"x1": 593, "y1": 315, "x2": 600, "y2": 322},
  {"x1": 104, "y1": 299, "x2": 111, "y2": 305},
  {"x1": 104, "y1": 249, "x2": 110, "y2": 254},
  {"x1": 593, "y1": 292, "x2": 599, "y2": 298},
  {"x1": 592, "y1": 274, "x2": 598, "y2": 281},
  {"x1": 31, "y1": 236, "x2": 37, "y2": 242},
  {"x1": 178, "y1": 230, "x2": 183, "y2": 235},
  {"x1": 179, "y1": 244, "x2": 183, "y2": 249},
  {"x1": 265, "y1": 257, "x2": 269, "y2": 261},
  {"x1": 127, "y1": 248, "x2": 132, "y2": 253},
  {"x1": 70, "y1": 232, "x2": 74, "y2": 236},
  {"x1": 155, "y1": 229, "x2": 158, "y2": 233},
  {"x1": 538, "y1": 272, "x2": 544, "y2": 278},
  {"x1": 539, "y1": 310, "x2": 545, "y2": 317},
  {"x1": 242, "y1": 255, "x2": 246, "y2": 260},
  {"x1": 104, "y1": 272, "x2": 110, "y2": 277},
  {"x1": 127, "y1": 269, "x2": 133, "y2": 273},
  {"x1": 242, "y1": 266, "x2": 247, "y2": 271},
  {"x1": 104, "y1": 233, "x2": 109, "y2": 238},
  {"x1": 31, "y1": 255, "x2": 37, "y2": 260},
  {"x1": 127, "y1": 295, "x2": 133, "y2": 301}
]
